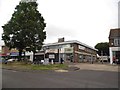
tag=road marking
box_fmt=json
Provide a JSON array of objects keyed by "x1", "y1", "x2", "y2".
[{"x1": 12, "y1": 70, "x2": 17, "y2": 72}]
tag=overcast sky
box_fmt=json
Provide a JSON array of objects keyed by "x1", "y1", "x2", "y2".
[{"x1": 0, "y1": 0, "x2": 119, "y2": 48}]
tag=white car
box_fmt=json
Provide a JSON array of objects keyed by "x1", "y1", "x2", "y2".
[
  {"x1": 7, "y1": 59, "x2": 15, "y2": 62},
  {"x1": 99, "y1": 56, "x2": 108, "y2": 62}
]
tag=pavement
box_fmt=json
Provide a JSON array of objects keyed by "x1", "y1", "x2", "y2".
[
  {"x1": 2, "y1": 62, "x2": 119, "y2": 73},
  {"x1": 68, "y1": 63, "x2": 119, "y2": 72}
]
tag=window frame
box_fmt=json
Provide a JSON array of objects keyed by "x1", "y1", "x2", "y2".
[{"x1": 114, "y1": 38, "x2": 120, "y2": 46}]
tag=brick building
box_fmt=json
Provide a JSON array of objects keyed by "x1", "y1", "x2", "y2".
[
  {"x1": 1, "y1": 39, "x2": 97, "y2": 63},
  {"x1": 41, "y1": 40, "x2": 97, "y2": 63},
  {"x1": 0, "y1": 46, "x2": 10, "y2": 57},
  {"x1": 109, "y1": 28, "x2": 120, "y2": 64}
]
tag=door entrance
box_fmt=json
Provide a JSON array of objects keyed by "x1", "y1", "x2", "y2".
[{"x1": 116, "y1": 51, "x2": 120, "y2": 64}]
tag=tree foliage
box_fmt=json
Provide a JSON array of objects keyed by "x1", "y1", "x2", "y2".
[
  {"x1": 2, "y1": 1, "x2": 46, "y2": 60},
  {"x1": 95, "y1": 42, "x2": 109, "y2": 56}
]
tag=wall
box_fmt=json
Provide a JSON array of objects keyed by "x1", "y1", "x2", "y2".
[{"x1": 73, "y1": 43, "x2": 79, "y2": 63}]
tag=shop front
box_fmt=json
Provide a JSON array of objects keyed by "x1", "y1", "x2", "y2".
[{"x1": 109, "y1": 47, "x2": 120, "y2": 64}]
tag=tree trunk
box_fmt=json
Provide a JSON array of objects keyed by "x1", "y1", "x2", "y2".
[
  {"x1": 18, "y1": 49, "x2": 22, "y2": 61},
  {"x1": 23, "y1": 51, "x2": 26, "y2": 61},
  {"x1": 33, "y1": 52, "x2": 35, "y2": 62}
]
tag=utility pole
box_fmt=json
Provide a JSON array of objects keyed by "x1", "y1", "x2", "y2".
[
  {"x1": 58, "y1": 45, "x2": 61, "y2": 63},
  {"x1": 101, "y1": 51, "x2": 103, "y2": 64},
  {"x1": 43, "y1": 47, "x2": 46, "y2": 61},
  {"x1": 59, "y1": 48, "x2": 60, "y2": 62}
]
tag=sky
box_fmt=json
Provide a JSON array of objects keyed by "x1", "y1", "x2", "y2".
[{"x1": 0, "y1": 0, "x2": 119, "y2": 48}]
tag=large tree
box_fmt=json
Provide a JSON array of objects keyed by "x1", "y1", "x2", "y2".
[
  {"x1": 2, "y1": 0, "x2": 46, "y2": 60},
  {"x1": 95, "y1": 42, "x2": 109, "y2": 56}
]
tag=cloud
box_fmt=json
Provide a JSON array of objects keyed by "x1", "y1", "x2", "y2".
[
  {"x1": 0, "y1": 0, "x2": 119, "y2": 48},
  {"x1": 44, "y1": 24, "x2": 77, "y2": 43}
]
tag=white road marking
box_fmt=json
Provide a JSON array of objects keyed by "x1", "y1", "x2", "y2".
[{"x1": 12, "y1": 70, "x2": 17, "y2": 72}]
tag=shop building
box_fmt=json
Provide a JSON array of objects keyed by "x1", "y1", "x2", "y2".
[
  {"x1": 109, "y1": 28, "x2": 120, "y2": 64},
  {"x1": 0, "y1": 46, "x2": 33, "y2": 62},
  {"x1": 42, "y1": 39, "x2": 97, "y2": 63},
  {"x1": 1, "y1": 38, "x2": 97, "y2": 63},
  {"x1": 0, "y1": 46, "x2": 10, "y2": 58}
]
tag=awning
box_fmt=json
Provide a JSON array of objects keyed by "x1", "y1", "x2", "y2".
[
  {"x1": 10, "y1": 52, "x2": 19, "y2": 56},
  {"x1": 0, "y1": 53, "x2": 7, "y2": 56},
  {"x1": 35, "y1": 53, "x2": 44, "y2": 55}
]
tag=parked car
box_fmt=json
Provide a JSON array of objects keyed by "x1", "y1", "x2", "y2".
[
  {"x1": 99, "y1": 56, "x2": 109, "y2": 62},
  {"x1": 7, "y1": 58, "x2": 17, "y2": 62}
]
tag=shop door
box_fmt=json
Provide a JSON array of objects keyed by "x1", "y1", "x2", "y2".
[{"x1": 116, "y1": 51, "x2": 120, "y2": 61}]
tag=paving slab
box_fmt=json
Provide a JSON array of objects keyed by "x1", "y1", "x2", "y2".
[{"x1": 68, "y1": 63, "x2": 119, "y2": 72}]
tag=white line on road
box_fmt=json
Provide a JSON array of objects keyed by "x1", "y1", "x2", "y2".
[{"x1": 12, "y1": 70, "x2": 17, "y2": 72}]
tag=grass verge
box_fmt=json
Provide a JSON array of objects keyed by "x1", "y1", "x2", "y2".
[{"x1": 2, "y1": 61, "x2": 68, "y2": 71}]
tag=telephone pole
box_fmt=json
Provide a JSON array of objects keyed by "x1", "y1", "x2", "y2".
[{"x1": 101, "y1": 51, "x2": 103, "y2": 64}]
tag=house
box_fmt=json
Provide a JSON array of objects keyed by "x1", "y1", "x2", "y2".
[{"x1": 109, "y1": 28, "x2": 120, "y2": 64}]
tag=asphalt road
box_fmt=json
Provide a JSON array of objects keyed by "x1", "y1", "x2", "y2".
[
  {"x1": 0, "y1": 68, "x2": 2, "y2": 90},
  {"x1": 2, "y1": 69, "x2": 119, "y2": 88}
]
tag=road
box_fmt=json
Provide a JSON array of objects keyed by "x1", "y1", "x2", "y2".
[
  {"x1": 2, "y1": 69, "x2": 119, "y2": 88},
  {"x1": 0, "y1": 68, "x2": 2, "y2": 90}
]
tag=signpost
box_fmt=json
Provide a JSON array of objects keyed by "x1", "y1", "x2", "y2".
[
  {"x1": 49, "y1": 54, "x2": 55, "y2": 64},
  {"x1": 101, "y1": 51, "x2": 103, "y2": 64},
  {"x1": 49, "y1": 54, "x2": 55, "y2": 59}
]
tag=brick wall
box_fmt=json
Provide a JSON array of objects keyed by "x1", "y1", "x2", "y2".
[{"x1": 73, "y1": 43, "x2": 79, "y2": 63}]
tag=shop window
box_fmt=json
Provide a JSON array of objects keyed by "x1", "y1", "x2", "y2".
[{"x1": 70, "y1": 44, "x2": 73, "y2": 47}]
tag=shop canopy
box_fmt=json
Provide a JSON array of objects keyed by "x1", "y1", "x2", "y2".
[
  {"x1": 10, "y1": 52, "x2": 19, "y2": 56},
  {"x1": 0, "y1": 53, "x2": 7, "y2": 56}
]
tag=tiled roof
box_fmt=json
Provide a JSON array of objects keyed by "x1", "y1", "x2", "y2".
[{"x1": 109, "y1": 28, "x2": 120, "y2": 39}]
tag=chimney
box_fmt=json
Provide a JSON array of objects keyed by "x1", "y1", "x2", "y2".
[{"x1": 58, "y1": 37, "x2": 64, "y2": 42}]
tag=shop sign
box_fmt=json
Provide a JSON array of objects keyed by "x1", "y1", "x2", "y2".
[
  {"x1": 7, "y1": 53, "x2": 10, "y2": 55},
  {"x1": 0, "y1": 53, "x2": 7, "y2": 56},
  {"x1": 46, "y1": 49, "x2": 58, "y2": 53},
  {"x1": 10, "y1": 52, "x2": 19, "y2": 56},
  {"x1": 64, "y1": 48, "x2": 73, "y2": 53},
  {"x1": 49, "y1": 54, "x2": 55, "y2": 59}
]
